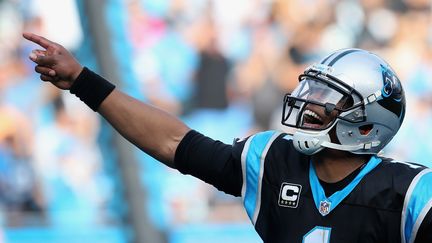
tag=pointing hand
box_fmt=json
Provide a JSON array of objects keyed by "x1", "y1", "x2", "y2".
[{"x1": 23, "y1": 32, "x2": 83, "y2": 90}]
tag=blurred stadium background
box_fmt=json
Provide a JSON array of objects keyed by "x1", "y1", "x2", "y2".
[{"x1": 0, "y1": 0, "x2": 432, "y2": 242}]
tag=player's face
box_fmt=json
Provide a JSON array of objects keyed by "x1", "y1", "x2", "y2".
[
  {"x1": 283, "y1": 78, "x2": 353, "y2": 130},
  {"x1": 302, "y1": 103, "x2": 339, "y2": 129},
  {"x1": 301, "y1": 88, "x2": 352, "y2": 130}
]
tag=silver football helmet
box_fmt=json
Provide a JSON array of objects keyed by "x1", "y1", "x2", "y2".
[{"x1": 282, "y1": 48, "x2": 406, "y2": 155}]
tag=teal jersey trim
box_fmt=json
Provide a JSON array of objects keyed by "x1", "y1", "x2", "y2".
[
  {"x1": 402, "y1": 169, "x2": 432, "y2": 243},
  {"x1": 241, "y1": 131, "x2": 280, "y2": 224},
  {"x1": 309, "y1": 156, "x2": 382, "y2": 216}
]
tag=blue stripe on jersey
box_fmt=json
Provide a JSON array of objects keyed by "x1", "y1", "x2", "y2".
[
  {"x1": 309, "y1": 156, "x2": 382, "y2": 216},
  {"x1": 403, "y1": 169, "x2": 432, "y2": 243},
  {"x1": 242, "y1": 131, "x2": 279, "y2": 224}
]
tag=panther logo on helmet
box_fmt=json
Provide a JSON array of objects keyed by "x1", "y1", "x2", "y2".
[
  {"x1": 378, "y1": 64, "x2": 405, "y2": 120},
  {"x1": 381, "y1": 64, "x2": 402, "y2": 100}
]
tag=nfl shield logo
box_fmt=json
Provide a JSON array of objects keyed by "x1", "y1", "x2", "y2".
[{"x1": 319, "y1": 200, "x2": 331, "y2": 216}]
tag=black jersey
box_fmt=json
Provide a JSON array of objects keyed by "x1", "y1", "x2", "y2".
[{"x1": 174, "y1": 130, "x2": 432, "y2": 243}]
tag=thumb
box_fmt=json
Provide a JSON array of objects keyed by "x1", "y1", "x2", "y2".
[{"x1": 29, "y1": 51, "x2": 56, "y2": 66}]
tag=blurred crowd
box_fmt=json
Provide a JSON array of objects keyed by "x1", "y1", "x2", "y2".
[
  {"x1": 0, "y1": 0, "x2": 115, "y2": 229},
  {"x1": 1, "y1": 0, "x2": 432, "y2": 241}
]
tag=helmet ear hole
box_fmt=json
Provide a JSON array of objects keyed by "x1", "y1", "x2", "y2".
[{"x1": 359, "y1": 124, "x2": 374, "y2": 136}]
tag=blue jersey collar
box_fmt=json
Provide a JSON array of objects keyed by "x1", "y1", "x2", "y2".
[{"x1": 309, "y1": 156, "x2": 382, "y2": 216}]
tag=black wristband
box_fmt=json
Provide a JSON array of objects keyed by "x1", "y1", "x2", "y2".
[{"x1": 70, "y1": 67, "x2": 116, "y2": 111}]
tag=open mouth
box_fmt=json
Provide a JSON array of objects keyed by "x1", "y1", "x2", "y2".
[{"x1": 302, "y1": 109, "x2": 324, "y2": 129}]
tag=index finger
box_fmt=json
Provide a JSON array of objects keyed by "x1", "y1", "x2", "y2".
[{"x1": 22, "y1": 32, "x2": 54, "y2": 49}]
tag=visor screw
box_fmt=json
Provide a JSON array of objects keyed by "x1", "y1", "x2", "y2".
[{"x1": 348, "y1": 131, "x2": 353, "y2": 136}]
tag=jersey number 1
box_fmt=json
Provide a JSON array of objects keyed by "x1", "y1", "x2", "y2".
[{"x1": 303, "y1": 226, "x2": 331, "y2": 243}]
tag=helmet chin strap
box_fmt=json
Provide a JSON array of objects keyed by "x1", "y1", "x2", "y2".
[
  {"x1": 292, "y1": 127, "x2": 381, "y2": 155},
  {"x1": 321, "y1": 140, "x2": 381, "y2": 152}
]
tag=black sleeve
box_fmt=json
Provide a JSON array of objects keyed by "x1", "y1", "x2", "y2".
[
  {"x1": 69, "y1": 67, "x2": 116, "y2": 111},
  {"x1": 174, "y1": 130, "x2": 244, "y2": 196},
  {"x1": 414, "y1": 208, "x2": 432, "y2": 243}
]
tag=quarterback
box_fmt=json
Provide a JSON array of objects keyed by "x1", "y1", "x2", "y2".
[{"x1": 24, "y1": 32, "x2": 432, "y2": 243}]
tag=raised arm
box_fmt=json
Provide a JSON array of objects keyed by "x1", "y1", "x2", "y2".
[
  {"x1": 98, "y1": 89, "x2": 190, "y2": 167},
  {"x1": 23, "y1": 32, "x2": 190, "y2": 167}
]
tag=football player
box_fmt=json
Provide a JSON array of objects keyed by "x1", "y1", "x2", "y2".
[{"x1": 24, "y1": 32, "x2": 432, "y2": 243}]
